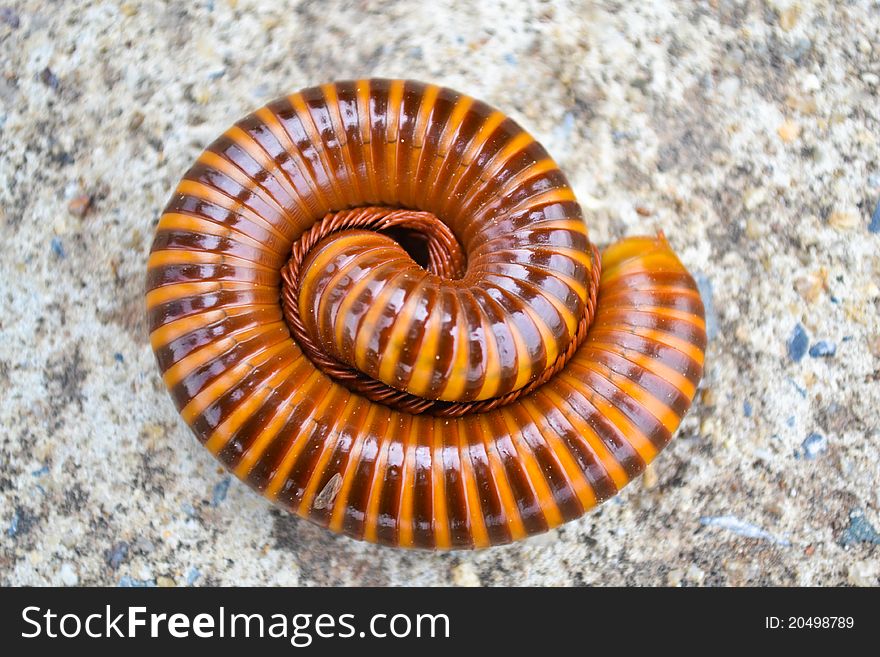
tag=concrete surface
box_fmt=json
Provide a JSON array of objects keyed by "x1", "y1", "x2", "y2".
[{"x1": 1, "y1": 0, "x2": 879, "y2": 586}]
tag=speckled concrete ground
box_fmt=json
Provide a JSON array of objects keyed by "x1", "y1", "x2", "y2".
[{"x1": 1, "y1": 0, "x2": 878, "y2": 587}]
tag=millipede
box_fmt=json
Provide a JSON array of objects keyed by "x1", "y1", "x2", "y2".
[{"x1": 146, "y1": 78, "x2": 707, "y2": 549}]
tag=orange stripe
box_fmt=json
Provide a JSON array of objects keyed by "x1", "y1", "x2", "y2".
[
  {"x1": 327, "y1": 404, "x2": 378, "y2": 532},
  {"x1": 498, "y1": 408, "x2": 563, "y2": 528},
  {"x1": 173, "y1": 179, "x2": 291, "y2": 241},
  {"x1": 234, "y1": 368, "x2": 324, "y2": 478},
  {"x1": 558, "y1": 370, "x2": 658, "y2": 463},
  {"x1": 288, "y1": 92, "x2": 349, "y2": 209},
  {"x1": 521, "y1": 398, "x2": 597, "y2": 510},
  {"x1": 396, "y1": 416, "x2": 419, "y2": 548},
  {"x1": 361, "y1": 414, "x2": 394, "y2": 543},
  {"x1": 458, "y1": 418, "x2": 490, "y2": 548},
  {"x1": 255, "y1": 104, "x2": 332, "y2": 215},
  {"x1": 431, "y1": 417, "x2": 451, "y2": 549},
  {"x1": 204, "y1": 359, "x2": 300, "y2": 454},
  {"x1": 538, "y1": 387, "x2": 629, "y2": 490},
  {"x1": 298, "y1": 395, "x2": 363, "y2": 513},
  {"x1": 476, "y1": 414, "x2": 526, "y2": 541},
  {"x1": 264, "y1": 387, "x2": 346, "y2": 499}
]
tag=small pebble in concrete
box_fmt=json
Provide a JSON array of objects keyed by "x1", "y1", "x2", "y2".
[
  {"x1": 0, "y1": 7, "x2": 19, "y2": 28},
  {"x1": 59, "y1": 563, "x2": 78, "y2": 586},
  {"x1": 777, "y1": 119, "x2": 800, "y2": 142},
  {"x1": 118, "y1": 576, "x2": 156, "y2": 587},
  {"x1": 693, "y1": 273, "x2": 717, "y2": 340},
  {"x1": 848, "y1": 561, "x2": 880, "y2": 587},
  {"x1": 552, "y1": 112, "x2": 575, "y2": 143},
  {"x1": 186, "y1": 567, "x2": 201, "y2": 585},
  {"x1": 788, "y1": 323, "x2": 809, "y2": 362},
  {"x1": 808, "y1": 341, "x2": 836, "y2": 358},
  {"x1": 787, "y1": 378, "x2": 807, "y2": 398},
  {"x1": 801, "y1": 432, "x2": 827, "y2": 459},
  {"x1": 870, "y1": 199, "x2": 880, "y2": 233},
  {"x1": 840, "y1": 509, "x2": 880, "y2": 546},
  {"x1": 743, "y1": 400, "x2": 753, "y2": 417},
  {"x1": 8, "y1": 510, "x2": 19, "y2": 537},
  {"x1": 131, "y1": 535, "x2": 155, "y2": 554},
  {"x1": 212, "y1": 477, "x2": 231, "y2": 506},
  {"x1": 105, "y1": 541, "x2": 129, "y2": 570},
  {"x1": 700, "y1": 515, "x2": 790, "y2": 546},
  {"x1": 451, "y1": 562, "x2": 481, "y2": 587},
  {"x1": 67, "y1": 195, "x2": 92, "y2": 217},
  {"x1": 39, "y1": 67, "x2": 60, "y2": 90},
  {"x1": 50, "y1": 237, "x2": 65, "y2": 259}
]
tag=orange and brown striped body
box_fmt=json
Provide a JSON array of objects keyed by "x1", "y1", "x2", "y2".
[{"x1": 146, "y1": 79, "x2": 706, "y2": 549}]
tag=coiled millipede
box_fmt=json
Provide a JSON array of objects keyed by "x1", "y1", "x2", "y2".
[{"x1": 146, "y1": 79, "x2": 706, "y2": 549}]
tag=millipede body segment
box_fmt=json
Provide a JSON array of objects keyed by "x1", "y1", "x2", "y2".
[{"x1": 146, "y1": 79, "x2": 706, "y2": 549}]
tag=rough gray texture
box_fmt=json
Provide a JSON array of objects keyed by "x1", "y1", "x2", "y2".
[{"x1": 1, "y1": 0, "x2": 878, "y2": 587}]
